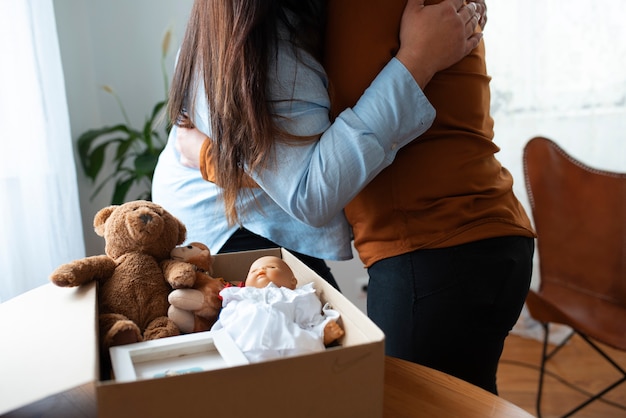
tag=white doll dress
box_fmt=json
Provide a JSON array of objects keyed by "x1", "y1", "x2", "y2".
[{"x1": 211, "y1": 282, "x2": 340, "y2": 363}]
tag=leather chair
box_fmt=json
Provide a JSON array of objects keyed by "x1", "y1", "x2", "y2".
[{"x1": 522, "y1": 136, "x2": 626, "y2": 417}]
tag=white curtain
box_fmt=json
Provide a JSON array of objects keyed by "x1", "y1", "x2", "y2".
[{"x1": 0, "y1": 1, "x2": 85, "y2": 302}]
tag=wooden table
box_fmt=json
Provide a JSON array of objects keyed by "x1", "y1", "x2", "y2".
[
  {"x1": 384, "y1": 356, "x2": 533, "y2": 417},
  {"x1": 2, "y1": 357, "x2": 532, "y2": 417}
]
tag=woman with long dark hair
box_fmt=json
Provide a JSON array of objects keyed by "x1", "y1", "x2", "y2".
[{"x1": 152, "y1": 0, "x2": 482, "y2": 288}]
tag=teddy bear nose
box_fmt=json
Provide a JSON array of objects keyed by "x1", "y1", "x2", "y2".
[{"x1": 140, "y1": 214, "x2": 153, "y2": 224}]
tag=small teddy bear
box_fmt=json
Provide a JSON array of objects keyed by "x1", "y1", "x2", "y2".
[
  {"x1": 167, "y1": 242, "x2": 230, "y2": 333},
  {"x1": 49, "y1": 200, "x2": 198, "y2": 354}
]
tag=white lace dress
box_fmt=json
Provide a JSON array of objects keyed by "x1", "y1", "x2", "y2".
[{"x1": 212, "y1": 282, "x2": 339, "y2": 363}]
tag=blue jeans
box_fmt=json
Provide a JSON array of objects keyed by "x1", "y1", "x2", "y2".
[{"x1": 367, "y1": 236, "x2": 534, "y2": 394}]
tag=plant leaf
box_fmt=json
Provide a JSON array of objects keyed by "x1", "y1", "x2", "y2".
[
  {"x1": 77, "y1": 124, "x2": 134, "y2": 177},
  {"x1": 114, "y1": 136, "x2": 138, "y2": 162},
  {"x1": 82, "y1": 142, "x2": 110, "y2": 180},
  {"x1": 142, "y1": 119, "x2": 154, "y2": 151},
  {"x1": 134, "y1": 152, "x2": 160, "y2": 177},
  {"x1": 76, "y1": 32, "x2": 172, "y2": 205},
  {"x1": 150, "y1": 100, "x2": 167, "y2": 122},
  {"x1": 77, "y1": 124, "x2": 132, "y2": 150},
  {"x1": 112, "y1": 177, "x2": 135, "y2": 204},
  {"x1": 89, "y1": 170, "x2": 119, "y2": 200}
]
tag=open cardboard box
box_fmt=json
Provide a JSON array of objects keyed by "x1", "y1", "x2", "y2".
[{"x1": 0, "y1": 248, "x2": 385, "y2": 417}]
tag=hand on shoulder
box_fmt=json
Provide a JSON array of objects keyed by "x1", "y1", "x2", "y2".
[{"x1": 396, "y1": 0, "x2": 483, "y2": 88}]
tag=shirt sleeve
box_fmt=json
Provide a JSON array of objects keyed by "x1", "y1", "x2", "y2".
[{"x1": 193, "y1": 46, "x2": 435, "y2": 227}]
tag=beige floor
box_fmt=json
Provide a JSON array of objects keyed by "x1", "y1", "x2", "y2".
[{"x1": 498, "y1": 333, "x2": 626, "y2": 417}]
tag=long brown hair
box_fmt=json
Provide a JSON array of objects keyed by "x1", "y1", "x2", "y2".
[{"x1": 168, "y1": 0, "x2": 325, "y2": 225}]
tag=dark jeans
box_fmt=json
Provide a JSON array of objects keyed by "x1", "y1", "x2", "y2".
[
  {"x1": 219, "y1": 227, "x2": 340, "y2": 291},
  {"x1": 367, "y1": 236, "x2": 534, "y2": 394}
]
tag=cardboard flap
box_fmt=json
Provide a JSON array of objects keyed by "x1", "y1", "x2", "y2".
[
  {"x1": 0, "y1": 282, "x2": 98, "y2": 414},
  {"x1": 210, "y1": 247, "x2": 283, "y2": 281}
]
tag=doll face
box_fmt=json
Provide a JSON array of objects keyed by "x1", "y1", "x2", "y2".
[{"x1": 245, "y1": 256, "x2": 297, "y2": 290}]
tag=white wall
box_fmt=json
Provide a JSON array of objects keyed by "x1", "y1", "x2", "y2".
[{"x1": 53, "y1": 0, "x2": 193, "y2": 256}]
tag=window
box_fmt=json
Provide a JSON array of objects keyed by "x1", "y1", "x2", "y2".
[{"x1": 0, "y1": 1, "x2": 84, "y2": 302}]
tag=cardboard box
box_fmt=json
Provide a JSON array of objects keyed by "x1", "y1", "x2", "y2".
[{"x1": 0, "y1": 248, "x2": 385, "y2": 417}]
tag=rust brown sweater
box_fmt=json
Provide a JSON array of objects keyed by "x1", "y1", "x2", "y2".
[{"x1": 325, "y1": 0, "x2": 536, "y2": 267}]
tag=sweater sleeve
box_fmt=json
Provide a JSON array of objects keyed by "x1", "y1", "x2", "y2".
[
  {"x1": 252, "y1": 55, "x2": 435, "y2": 227},
  {"x1": 192, "y1": 47, "x2": 435, "y2": 227}
]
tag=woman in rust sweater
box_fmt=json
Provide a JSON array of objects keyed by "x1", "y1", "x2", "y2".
[
  {"x1": 325, "y1": 0, "x2": 535, "y2": 394},
  {"x1": 165, "y1": 0, "x2": 521, "y2": 394}
]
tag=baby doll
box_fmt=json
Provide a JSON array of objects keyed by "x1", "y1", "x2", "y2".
[{"x1": 211, "y1": 256, "x2": 345, "y2": 363}]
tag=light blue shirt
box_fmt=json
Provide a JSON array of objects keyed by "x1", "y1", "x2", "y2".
[{"x1": 152, "y1": 40, "x2": 435, "y2": 261}]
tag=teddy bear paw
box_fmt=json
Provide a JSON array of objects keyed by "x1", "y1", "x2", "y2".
[
  {"x1": 49, "y1": 270, "x2": 78, "y2": 287},
  {"x1": 144, "y1": 316, "x2": 181, "y2": 340},
  {"x1": 168, "y1": 268, "x2": 197, "y2": 289},
  {"x1": 105, "y1": 320, "x2": 142, "y2": 348}
]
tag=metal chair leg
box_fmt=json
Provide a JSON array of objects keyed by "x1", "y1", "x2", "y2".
[
  {"x1": 559, "y1": 332, "x2": 626, "y2": 417},
  {"x1": 536, "y1": 322, "x2": 550, "y2": 418},
  {"x1": 535, "y1": 324, "x2": 626, "y2": 417}
]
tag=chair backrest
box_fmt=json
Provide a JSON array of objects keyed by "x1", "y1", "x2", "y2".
[{"x1": 523, "y1": 137, "x2": 626, "y2": 308}]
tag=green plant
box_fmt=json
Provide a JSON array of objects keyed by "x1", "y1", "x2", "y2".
[{"x1": 77, "y1": 29, "x2": 173, "y2": 204}]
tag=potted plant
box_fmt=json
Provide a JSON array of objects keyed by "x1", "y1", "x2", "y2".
[{"x1": 77, "y1": 29, "x2": 173, "y2": 204}]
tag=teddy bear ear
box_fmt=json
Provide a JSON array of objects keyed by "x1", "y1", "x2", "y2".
[
  {"x1": 176, "y1": 219, "x2": 187, "y2": 245},
  {"x1": 190, "y1": 242, "x2": 210, "y2": 252},
  {"x1": 93, "y1": 205, "x2": 118, "y2": 237}
]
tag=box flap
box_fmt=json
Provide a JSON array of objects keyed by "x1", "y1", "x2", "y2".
[
  {"x1": 210, "y1": 247, "x2": 283, "y2": 281},
  {"x1": 0, "y1": 282, "x2": 98, "y2": 414}
]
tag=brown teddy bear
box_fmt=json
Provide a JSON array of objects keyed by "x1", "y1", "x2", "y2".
[
  {"x1": 167, "y1": 242, "x2": 231, "y2": 333},
  {"x1": 49, "y1": 200, "x2": 198, "y2": 354}
]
